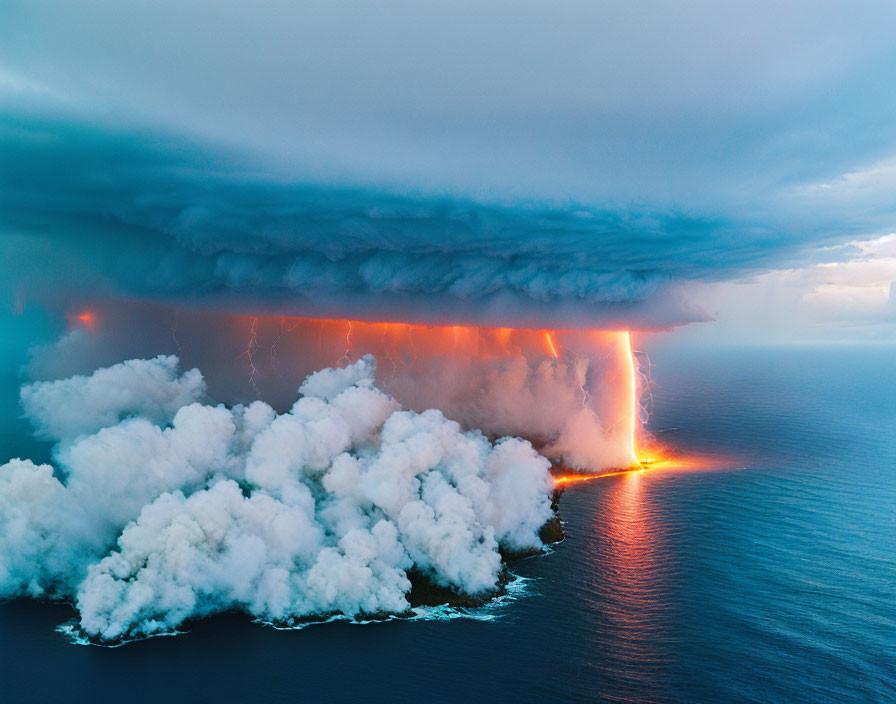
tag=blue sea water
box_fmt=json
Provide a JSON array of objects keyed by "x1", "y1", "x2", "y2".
[{"x1": 0, "y1": 345, "x2": 894, "y2": 703}]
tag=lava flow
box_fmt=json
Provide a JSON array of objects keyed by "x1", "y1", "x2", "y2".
[{"x1": 552, "y1": 447, "x2": 732, "y2": 485}]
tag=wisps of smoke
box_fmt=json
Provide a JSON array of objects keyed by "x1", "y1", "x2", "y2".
[{"x1": 0, "y1": 355, "x2": 554, "y2": 643}]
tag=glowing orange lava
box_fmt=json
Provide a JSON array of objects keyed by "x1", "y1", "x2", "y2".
[{"x1": 553, "y1": 450, "x2": 734, "y2": 487}]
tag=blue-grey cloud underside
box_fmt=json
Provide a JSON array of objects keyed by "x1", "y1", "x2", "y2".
[
  {"x1": 0, "y1": 113, "x2": 817, "y2": 328},
  {"x1": 4, "y1": 1, "x2": 896, "y2": 328}
]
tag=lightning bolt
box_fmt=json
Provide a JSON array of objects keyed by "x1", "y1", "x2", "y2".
[
  {"x1": 270, "y1": 317, "x2": 301, "y2": 373},
  {"x1": 342, "y1": 320, "x2": 353, "y2": 365},
  {"x1": 381, "y1": 326, "x2": 399, "y2": 379},
  {"x1": 633, "y1": 347, "x2": 655, "y2": 426},
  {"x1": 407, "y1": 325, "x2": 418, "y2": 365},
  {"x1": 239, "y1": 317, "x2": 261, "y2": 397},
  {"x1": 578, "y1": 362, "x2": 591, "y2": 408}
]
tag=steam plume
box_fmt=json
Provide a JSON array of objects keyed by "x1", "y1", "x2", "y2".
[{"x1": 0, "y1": 355, "x2": 554, "y2": 642}]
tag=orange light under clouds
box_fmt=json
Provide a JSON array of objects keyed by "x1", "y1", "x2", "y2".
[
  {"x1": 73, "y1": 310, "x2": 98, "y2": 331},
  {"x1": 237, "y1": 314, "x2": 630, "y2": 370},
  {"x1": 75, "y1": 308, "x2": 649, "y2": 471},
  {"x1": 231, "y1": 315, "x2": 644, "y2": 469}
]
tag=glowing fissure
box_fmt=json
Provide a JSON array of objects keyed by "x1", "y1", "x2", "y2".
[{"x1": 553, "y1": 452, "x2": 730, "y2": 485}]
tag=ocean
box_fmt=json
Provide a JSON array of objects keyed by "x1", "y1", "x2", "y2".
[{"x1": 1, "y1": 345, "x2": 894, "y2": 703}]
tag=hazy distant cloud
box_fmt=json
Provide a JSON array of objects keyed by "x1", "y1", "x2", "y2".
[
  {"x1": 4, "y1": 1, "x2": 896, "y2": 202},
  {"x1": 662, "y1": 233, "x2": 896, "y2": 345}
]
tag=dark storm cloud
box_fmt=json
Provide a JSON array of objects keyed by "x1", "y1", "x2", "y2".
[
  {"x1": 4, "y1": 1, "x2": 896, "y2": 328},
  {"x1": 0, "y1": 112, "x2": 769, "y2": 328}
]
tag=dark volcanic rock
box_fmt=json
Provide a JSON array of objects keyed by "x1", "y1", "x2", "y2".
[
  {"x1": 538, "y1": 514, "x2": 564, "y2": 545},
  {"x1": 499, "y1": 493, "x2": 565, "y2": 561},
  {"x1": 406, "y1": 568, "x2": 507, "y2": 608}
]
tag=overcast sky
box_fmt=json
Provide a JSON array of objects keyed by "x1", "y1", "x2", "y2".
[{"x1": 3, "y1": 0, "x2": 896, "y2": 342}]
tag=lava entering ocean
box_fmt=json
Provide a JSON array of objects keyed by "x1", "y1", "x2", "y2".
[{"x1": 3, "y1": 307, "x2": 661, "y2": 642}]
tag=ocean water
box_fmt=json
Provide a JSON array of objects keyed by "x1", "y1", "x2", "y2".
[{"x1": 1, "y1": 345, "x2": 894, "y2": 703}]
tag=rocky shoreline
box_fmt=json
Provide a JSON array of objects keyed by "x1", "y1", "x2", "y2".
[{"x1": 409, "y1": 488, "x2": 565, "y2": 609}]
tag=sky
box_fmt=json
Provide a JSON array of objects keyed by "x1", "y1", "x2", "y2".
[{"x1": 3, "y1": 0, "x2": 896, "y2": 353}]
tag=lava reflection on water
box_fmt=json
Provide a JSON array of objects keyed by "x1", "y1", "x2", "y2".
[
  {"x1": 601, "y1": 471, "x2": 668, "y2": 676},
  {"x1": 572, "y1": 466, "x2": 673, "y2": 695}
]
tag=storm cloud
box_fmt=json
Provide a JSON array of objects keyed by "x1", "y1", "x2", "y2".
[{"x1": 4, "y1": 1, "x2": 896, "y2": 329}]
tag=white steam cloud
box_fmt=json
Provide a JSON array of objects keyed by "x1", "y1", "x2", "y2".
[
  {"x1": 0, "y1": 355, "x2": 555, "y2": 643},
  {"x1": 20, "y1": 355, "x2": 206, "y2": 444}
]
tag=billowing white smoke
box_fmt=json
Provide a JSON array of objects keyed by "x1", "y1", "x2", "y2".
[
  {"x1": 20, "y1": 356, "x2": 206, "y2": 444},
  {"x1": 0, "y1": 355, "x2": 555, "y2": 642}
]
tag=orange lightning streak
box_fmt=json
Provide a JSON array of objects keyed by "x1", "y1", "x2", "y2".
[
  {"x1": 544, "y1": 331, "x2": 560, "y2": 358},
  {"x1": 622, "y1": 330, "x2": 639, "y2": 465},
  {"x1": 239, "y1": 317, "x2": 261, "y2": 397},
  {"x1": 342, "y1": 320, "x2": 353, "y2": 364}
]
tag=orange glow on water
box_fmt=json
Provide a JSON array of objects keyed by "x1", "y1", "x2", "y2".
[
  {"x1": 553, "y1": 450, "x2": 734, "y2": 487},
  {"x1": 597, "y1": 467, "x2": 662, "y2": 667}
]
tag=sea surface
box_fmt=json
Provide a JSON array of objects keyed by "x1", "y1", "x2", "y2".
[{"x1": 1, "y1": 345, "x2": 894, "y2": 703}]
